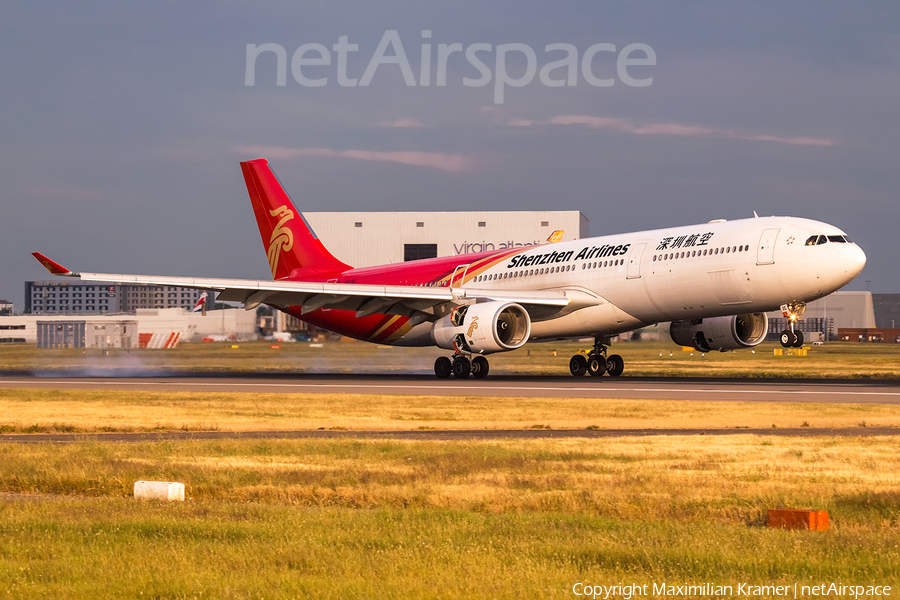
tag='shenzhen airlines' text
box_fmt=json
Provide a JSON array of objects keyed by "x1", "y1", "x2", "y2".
[{"x1": 507, "y1": 243, "x2": 631, "y2": 268}]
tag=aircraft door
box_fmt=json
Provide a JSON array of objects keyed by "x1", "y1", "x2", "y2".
[
  {"x1": 627, "y1": 243, "x2": 646, "y2": 279},
  {"x1": 757, "y1": 228, "x2": 780, "y2": 265},
  {"x1": 450, "y1": 264, "x2": 470, "y2": 288}
]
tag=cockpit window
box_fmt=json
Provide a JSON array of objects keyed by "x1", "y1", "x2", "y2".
[{"x1": 805, "y1": 234, "x2": 851, "y2": 246}]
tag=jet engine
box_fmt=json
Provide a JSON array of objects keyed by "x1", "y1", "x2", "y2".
[
  {"x1": 669, "y1": 313, "x2": 768, "y2": 352},
  {"x1": 432, "y1": 301, "x2": 531, "y2": 354}
]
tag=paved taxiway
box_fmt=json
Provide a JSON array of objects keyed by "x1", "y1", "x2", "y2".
[
  {"x1": 2, "y1": 374, "x2": 900, "y2": 404},
  {"x1": 2, "y1": 426, "x2": 898, "y2": 444}
]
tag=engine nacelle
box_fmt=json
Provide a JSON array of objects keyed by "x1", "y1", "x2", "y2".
[
  {"x1": 670, "y1": 313, "x2": 768, "y2": 352},
  {"x1": 432, "y1": 301, "x2": 531, "y2": 354}
]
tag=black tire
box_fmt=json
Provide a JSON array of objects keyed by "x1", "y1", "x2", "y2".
[
  {"x1": 780, "y1": 330, "x2": 795, "y2": 348},
  {"x1": 569, "y1": 354, "x2": 587, "y2": 376},
  {"x1": 587, "y1": 355, "x2": 606, "y2": 377},
  {"x1": 471, "y1": 355, "x2": 490, "y2": 379},
  {"x1": 434, "y1": 356, "x2": 452, "y2": 379},
  {"x1": 792, "y1": 330, "x2": 804, "y2": 348},
  {"x1": 452, "y1": 356, "x2": 471, "y2": 378},
  {"x1": 606, "y1": 354, "x2": 625, "y2": 377}
]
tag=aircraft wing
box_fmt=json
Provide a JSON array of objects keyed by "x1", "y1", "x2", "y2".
[{"x1": 32, "y1": 252, "x2": 572, "y2": 325}]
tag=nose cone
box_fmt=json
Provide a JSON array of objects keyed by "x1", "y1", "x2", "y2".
[{"x1": 839, "y1": 244, "x2": 867, "y2": 279}]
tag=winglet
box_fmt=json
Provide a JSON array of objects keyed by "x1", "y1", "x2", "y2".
[{"x1": 32, "y1": 252, "x2": 77, "y2": 276}]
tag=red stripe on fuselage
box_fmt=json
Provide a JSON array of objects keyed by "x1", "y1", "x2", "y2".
[{"x1": 279, "y1": 245, "x2": 533, "y2": 342}]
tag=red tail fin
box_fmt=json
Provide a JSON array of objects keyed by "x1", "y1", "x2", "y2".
[{"x1": 241, "y1": 158, "x2": 350, "y2": 279}]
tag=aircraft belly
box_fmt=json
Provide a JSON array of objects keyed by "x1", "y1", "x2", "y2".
[{"x1": 529, "y1": 301, "x2": 644, "y2": 339}]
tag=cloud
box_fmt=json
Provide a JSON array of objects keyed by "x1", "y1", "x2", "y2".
[
  {"x1": 522, "y1": 115, "x2": 837, "y2": 147},
  {"x1": 234, "y1": 145, "x2": 475, "y2": 172},
  {"x1": 375, "y1": 118, "x2": 425, "y2": 128}
]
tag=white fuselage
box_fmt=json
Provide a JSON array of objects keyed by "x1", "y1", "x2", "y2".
[{"x1": 413, "y1": 216, "x2": 865, "y2": 342}]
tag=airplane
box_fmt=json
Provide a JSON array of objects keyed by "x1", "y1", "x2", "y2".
[{"x1": 33, "y1": 158, "x2": 866, "y2": 379}]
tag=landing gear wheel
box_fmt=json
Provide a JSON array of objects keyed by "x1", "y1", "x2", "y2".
[
  {"x1": 569, "y1": 354, "x2": 587, "y2": 377},
  {"x1": 780, "y1": 330, "x2": 796, "y2": 348},
  {"x1": 434, "y1": 356, "x2": 452, "y2": 379},
  {"x1": 471, "y1": 356, "x2": 490, "y2": 379},
  {"x1": 452, "y1": 356, "x2": 471, "y2": 378},
  {"x1": 606, "y1": 354, "x2": 625, "y2": 377},
  {"x1": 587, "y1": 355, "x2": 607, "y2": 377},
  {"x1": 792, "y1": 330, "x2": 804, "y2": 348}
]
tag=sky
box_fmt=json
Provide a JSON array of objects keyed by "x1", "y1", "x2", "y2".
[{"x1": 2, "y1": 1, "x2": 898, "y2": 309}]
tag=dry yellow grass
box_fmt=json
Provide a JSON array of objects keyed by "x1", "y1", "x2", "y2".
[
  {"x1": 0, "y1": 388, "x2": 898, "y2": 432},
  {"x1": 2, "y1": 435, "x2": 899, "y2": 530}
]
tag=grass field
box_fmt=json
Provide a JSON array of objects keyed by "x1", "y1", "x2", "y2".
[
  {"x1": 2, "y1": 339, "x2": 900, "y2": 378},
  {"x1": 2, "y1": 435, "x2": 899, "y2": 598}
]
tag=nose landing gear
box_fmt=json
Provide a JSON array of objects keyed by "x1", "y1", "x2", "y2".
[
  {"x1": 779, "y1": 302, "x2": 807, "y2": 348},
  {"x1": 570, "y1": 336, "x2": 624, "y2": 377}
]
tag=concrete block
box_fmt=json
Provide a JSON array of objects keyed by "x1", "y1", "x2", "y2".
[
  {"x1": 134, "y1": 481, "x2": 185, "y2": 501},
  {"x1": 767, "y1": 509, "x2": 828, "y2": 531}
]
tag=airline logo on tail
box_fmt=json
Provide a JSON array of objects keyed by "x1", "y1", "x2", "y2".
[
  {"x1": 267, "y1": 205, "x2": 295, "y2": 277},
  {"x1": 192, "y1": 291, "x2": 208, "y2": 315}
]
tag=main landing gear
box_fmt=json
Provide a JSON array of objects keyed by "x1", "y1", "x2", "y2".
[
  {"x1": 779, "y1": 302, "x2": 807, "y2": 348},
  {"x1": 434, "y1": 354, "x2": 490, "y2": 379},
  {"x1": 570, "y1": 336, "x2": 624, "y2": 377}
]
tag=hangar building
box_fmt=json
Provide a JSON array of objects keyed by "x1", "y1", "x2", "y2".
[{"x1": 303, "y1": 211, "x2": 588, "y2": 267}]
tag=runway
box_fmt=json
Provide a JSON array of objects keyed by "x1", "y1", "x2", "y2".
[{"x1": 2, "y1": 373, "x2": 900, "y2": 404}]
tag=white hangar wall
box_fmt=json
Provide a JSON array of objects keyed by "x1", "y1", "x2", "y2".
[{"x1": 303, "y1": 211, "x2": 589, "y2": 268}]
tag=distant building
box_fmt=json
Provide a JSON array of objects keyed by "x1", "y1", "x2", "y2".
[
  {"x1": 837, "y1": 328, "x2": 900, "y2": 344},
  {"x1": 303, "y1": 211, "x2": 588, "y2": 268},
  {"x1": 873, "y1": 294, "x2": 900, "y2": 330},
  {"x1": 0, "y1": 299, "x2": 12, "y2": 316},
  {"x1": 36, "y1": 320, "x2": 141, "y2": 349},
  {"x1": 25, "y1": 281, "x2": 205, "y2": 315},
  {"x1": 1, "y1": 308, "x2": 258, "y2": 345}
]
